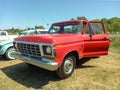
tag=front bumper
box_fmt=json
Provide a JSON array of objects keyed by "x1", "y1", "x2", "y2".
[{"x1": 14, "y1": 52, "x2": 58, "y2": 71}]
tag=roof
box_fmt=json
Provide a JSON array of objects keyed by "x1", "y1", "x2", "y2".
[
  {"x1": 53, "y1": 20, "x2": 88, "y2": 24},
  {"x1": 0, "y1": 30, "x2": 7, "y2": 32}
]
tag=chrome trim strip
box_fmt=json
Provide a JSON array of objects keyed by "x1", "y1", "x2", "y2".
[
  {"x1": 40, "y1": 44, "x2": 44, "y2": 56},
  {"x1": 14, "y1": 52, "x2": 58, "y2": 71}
]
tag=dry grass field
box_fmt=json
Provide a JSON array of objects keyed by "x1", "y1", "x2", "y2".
[{"x1": 0, "y1": 34, "x2": 120, "y2": 90}]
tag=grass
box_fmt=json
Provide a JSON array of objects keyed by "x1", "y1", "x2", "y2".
[{"x1": 0, "y1": 34, "x2": 120, "y2": 90}]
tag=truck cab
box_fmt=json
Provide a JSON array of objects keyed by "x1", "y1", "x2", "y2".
[{"x1": 13, "y1": 20, "x2": 110, "y2": 79}]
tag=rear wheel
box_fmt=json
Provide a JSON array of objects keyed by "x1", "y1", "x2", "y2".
[
  {"x1": 57, "y1": 55, "x2": 76, "y2": 79},
  {"x1": 5, "y1": 47, "x2": 15, "y2": 60}
]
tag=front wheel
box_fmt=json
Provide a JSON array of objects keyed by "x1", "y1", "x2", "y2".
[
  {"x1": 5, "y1": 47, "x2": 15, "y2": 60},
  {"x1": 57, "y1": 55, "x2": 76, "y2": 79}
]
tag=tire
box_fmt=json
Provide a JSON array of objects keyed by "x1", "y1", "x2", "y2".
[
  {"x1": 5, "y1": 47, "x2": 15, "y2": 60},
  {"x1": 57, "y1": 55, "x2": 76, "y2": 79}
]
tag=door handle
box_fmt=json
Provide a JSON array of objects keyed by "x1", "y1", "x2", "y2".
[{"x1": 102, "y1": 36, "x2": 107, "y2": 40}]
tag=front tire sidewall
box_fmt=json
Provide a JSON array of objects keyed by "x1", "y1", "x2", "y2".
[
  {"x1": 5, "y1": 47, "x2": 15, "y2": 60},
  {"x1": 57, "y1": 55, "x2": 76, "y2": 79}
]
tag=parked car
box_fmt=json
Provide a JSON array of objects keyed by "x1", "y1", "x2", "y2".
[
  {"x1": 0, "y1": 31, "x2": 9, "y2": 42},
  {"x1": 0, "y1": 29, "x2": 48, "y2": 60},
  {"x1": 13, "y1": 20, "x2": 110, "y2": 79},
  {"x1": 0, "y1": 31, "x2": 16, "y2": 60},
  {"x1": 19, "y1": 29, "x2": 48, "y2": 37},
  {"x1": 0, "y1": 40, "x2": 15, "y2": 60}
]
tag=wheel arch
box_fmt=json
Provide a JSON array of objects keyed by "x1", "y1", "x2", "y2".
[
  {"x1": 60, "y1": 50, "x2": 80, "y2": 67},
  {"x1": 4, "y1": 46, "x2": 14, "y2": 55},
  {"x1": 57, "y1": 50, "x2": 79, "y2": 79},
  {"x1": 0, "y1": 44, "x2": 13, "y2": 55},
  {"x1": 5, "y1": 46, "x2": 15, "y2": 60}
]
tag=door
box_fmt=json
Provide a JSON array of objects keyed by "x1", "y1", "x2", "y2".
[{"x1": 83, "y1": 22, "x2": 109, "y2": 57}]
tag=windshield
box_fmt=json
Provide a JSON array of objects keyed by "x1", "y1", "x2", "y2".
[
  {"x1": 19, "y1": 32, "x2": 28, "y2": 37},
  {"x1": 49, "y1": 22, "x2": 82, "y2": 34},
  {"x1": 19, "y1": 30, "x2": 37, "y2": 37}
]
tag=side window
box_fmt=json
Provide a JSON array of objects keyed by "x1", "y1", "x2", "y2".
[
  {"x1": 1, "y1": 32, "x2": 7, "y2": 36},
  {"x1": 64, "y1": 25, "x2": 73, "y2": 33},
  {"x1": 37, "y1": 31, "x2": 41, "y2": 34},
  {"x1": 49, "y1": 25, "x2": 60, "y2": 33},
  {"x1": 29, "y1": 31, "x2": 36, "y2": 35},
  {"x1": 90, "y1": 23, "x2": 104, "y2": 34},
  {"x1": 64, "y1": 24, "x2": 81, "y2": 33}
]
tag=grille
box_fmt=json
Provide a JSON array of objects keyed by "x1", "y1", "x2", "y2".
[{"x1": 17, "y1": 43, "x2": 41, "y2": 57}]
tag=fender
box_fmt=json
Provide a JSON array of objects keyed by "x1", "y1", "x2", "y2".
[
  {"x1": 0, "y1": 40, "x2": 13, "y2": 55},
  {"x1": 55, "y1": 42, "x2": 84, "y2": 67}
]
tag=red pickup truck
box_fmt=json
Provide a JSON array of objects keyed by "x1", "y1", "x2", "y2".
[{"x1": 13, "y1": 20, "x2": 110, "y2": 79}]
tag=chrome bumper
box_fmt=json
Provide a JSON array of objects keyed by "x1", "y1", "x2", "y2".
[{"x1": 14, "y1": 52, "x2": 58, "y2": 71}]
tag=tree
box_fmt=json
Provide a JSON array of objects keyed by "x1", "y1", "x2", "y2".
[
  {"x1": 101, "y1": 17, "x2": 120, "y2": 33},
  {"x1": 112, "y1": 22, "x2": 120, "y2": 32},
  {"x1": 35, "y1": 25, "x2": 45, "y2": 29},
  {"x1": 92, "y1": 19, "x2": 101, "y2": 21},
  {"x1": 77, "y1": 16, "x2": 87, "y2": 20},
  {"x1": 71, "y1": 18, "x2": 75, "y2": 20}
]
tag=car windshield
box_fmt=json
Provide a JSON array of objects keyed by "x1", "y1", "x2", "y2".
[
  {"x1": 49, "y1": 22, "x2": 82, "y2": 34},
  {"x1": 19, "y1": 30, "x2": 37, "y2": 37},
  {"x1": 19, "y1": 30, "x2": 49, "y2": 37},
  {"x1": 19, "y1": 32, "x2": 29, "y2": 37}
]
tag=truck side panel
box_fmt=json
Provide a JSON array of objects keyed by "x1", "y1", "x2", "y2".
[{"x1": 55, "y1": 42, "x2": 84, "y2": 66}]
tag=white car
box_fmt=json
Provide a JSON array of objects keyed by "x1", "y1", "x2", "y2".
[
  {"x1": 19, "y1": 29, "x2": 48, "y2": 37},
  {"x1": 0, "y1": 31, "x2": 9, "y2": 42},
  {"x1": 0, "y1": 31, "x2": 16, "y2": 59}
]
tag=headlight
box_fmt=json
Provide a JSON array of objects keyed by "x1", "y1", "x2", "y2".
[
  {"x1": 46, "y1": 46, "x2": 52, "y2": 54},
  {"x1": 42, "y1": 45, "x2": 52, "y2": 55}
]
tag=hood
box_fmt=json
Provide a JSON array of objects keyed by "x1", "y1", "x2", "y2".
[
  {"x1": 0, "y1": 39, "x2": 13, "y2": 46},
  {"x1": 14, "y1": 34, "x2": 83, "y2": 45}
]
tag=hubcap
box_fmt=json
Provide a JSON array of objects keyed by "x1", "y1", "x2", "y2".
[
  {"x1": 64, "y1": 58, "x2": 73, "y2": 74},
  {"x1": 8, "y1": 48, "x2": 15, "y2": 59}
]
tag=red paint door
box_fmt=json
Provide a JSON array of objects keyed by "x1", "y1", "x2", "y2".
[{"x1": 83, "y1": 22, "x2": 109, "y2": 57}]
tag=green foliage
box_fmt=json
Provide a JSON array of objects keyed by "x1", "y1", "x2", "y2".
[
  {"x1": 109, "y1": 34, "x2": 120, "y2": 53},
  {"x1": 101, "y1": 17, "x2": 120, "y2": 33},
  {"x1": 77, "y1": 16, "x2": 87, "y2": 20},
  {"x1": 27, "y1": 27, "x2": 34, "y2": 30},
  {"x1": 71, "y1": 16, "x2": 87, "y2": 20},
  {"x1": 35, "y1": 25, "x2": 45, "y2": 29},
  {"x1": 5, "y1": 28, "x2": 23, "y2": 35},
  {"x1": 5, "y1": 25, "x2": 45, "y2": 34},
  {"x1": 109, "y1": 34, "x2": 120, "y2": 43}
]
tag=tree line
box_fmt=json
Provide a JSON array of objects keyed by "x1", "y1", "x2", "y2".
[
  {"x1": 5, "y1": 25, "x2": 45, "y2": 35},
  {"x1": 4, "y1": 16, "x2": 120, "y2": 34}
]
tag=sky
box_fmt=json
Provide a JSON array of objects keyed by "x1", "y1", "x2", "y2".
[{"x1": 0, "y1": 0, "x2": 120, "y2": 29}]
